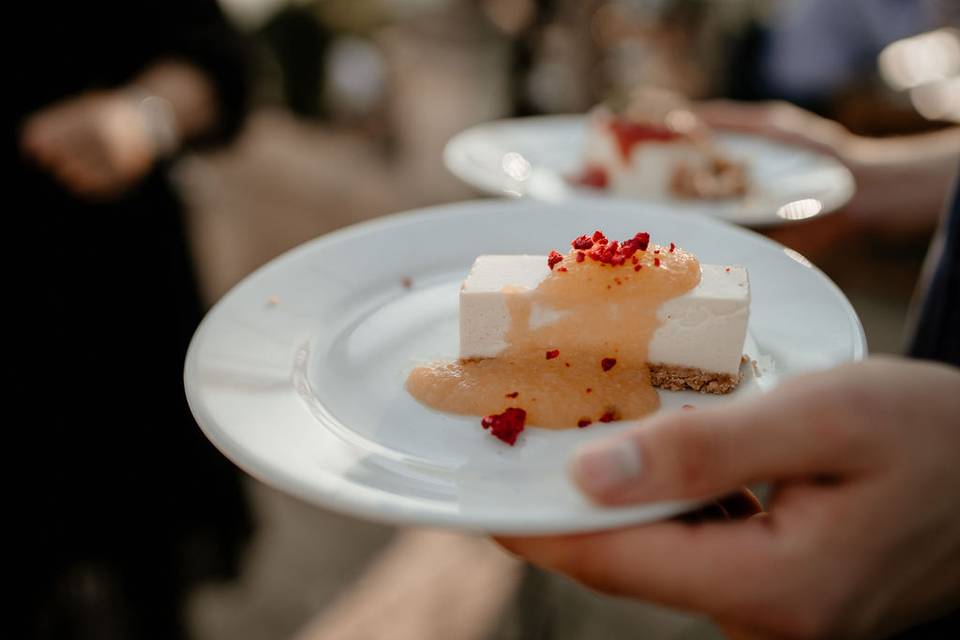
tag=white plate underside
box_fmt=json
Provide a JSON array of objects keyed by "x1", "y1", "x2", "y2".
[{"x1": 185, "y1": 200, "x2": 866, "y2": 534}]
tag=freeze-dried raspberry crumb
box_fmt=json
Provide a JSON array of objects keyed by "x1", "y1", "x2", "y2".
[
  {"x1": 557, "y1": 267, "x2": 568, "y2": 272},
  {"x1": 577, "y1": 418, "x2": 592, "y2": 428},
  {"x1": 634, "y1": 264, "x2": 641, "y2": 271},
  {"x1": 654, "y1": 257, "x2": 661, "y2": 267},
  {"x1": 547, "y1": 251, "x2": 564, "y2": 270},
  {"x1": 601, "y1": 357, "x2": 617, "y2": 371},
  {"x1": 505, "y1": 391, "x2": 519, "y2": 399},
  {"x1": 572, "y1": 235, "x2": 594, "y2": 250},
  {"x1": 481, "y1": 408, "x2": 527, "y2": 445},
  {"x1": 586, "y1": 231, "x2": 650, "y2": 265},
  {"x1": 599, "y1": 411, "x2": 617, "y2": 423},
  {"x1": 585, "y1": 388, "x2": 592, "y2": 393},
  {"x1": 725, "y1": 267, "x2": 731, "y2": 272},
  {"x1": 633, "y1": 232, "x2": 650, "y2": 251},
  {"x1": 553, "y1": 231, "x2": 653, "y2": 268},
  {"x1": 669, "y1": 242, "x2": 676, "y2": 253},
  {"x1": 588, "y1": 239, "x2": 620, "y2": 265},
  {"x1": 546, "y1": 349, "x2": 560, "y2": 360}
]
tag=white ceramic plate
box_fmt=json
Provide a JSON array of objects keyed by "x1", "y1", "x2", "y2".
[
  {"x1": 444, "y1": 115, "x2": 856, "y2": 228},
  {"x1": 185, "y1": 200, "x2": 866, "y2": 534}
]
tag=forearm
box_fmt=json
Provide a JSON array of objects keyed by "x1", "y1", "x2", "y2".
[
  {"x1": 839, "y1": 127, "x2": 960, "y2": 230},
  {"x1": 842, "y1": 127, "x2": 960, "y2": 170},
  {"x1": 697, "y1": 100, "x2": 960, "y2": 231}
]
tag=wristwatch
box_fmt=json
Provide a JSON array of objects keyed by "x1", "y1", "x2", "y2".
[{"x1": 126, "y1": 86, "x2": 180, "y2": 158}]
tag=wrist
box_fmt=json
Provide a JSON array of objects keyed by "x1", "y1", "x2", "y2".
[{"x1": 124, "y1": 86, "x2": 181, "y2": 158}]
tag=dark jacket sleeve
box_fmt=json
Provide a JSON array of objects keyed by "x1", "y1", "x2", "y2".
[{"x1": 908, "y1": 169, "x2": 960, "y2": 367}]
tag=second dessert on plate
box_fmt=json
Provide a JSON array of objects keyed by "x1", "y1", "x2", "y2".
[{"x1": 577, "y1": 88, "x2": 750, "y2": 201}]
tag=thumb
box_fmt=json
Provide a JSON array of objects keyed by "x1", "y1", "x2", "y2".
[{"x1": 570, "y1": 369, "x2": 876, "y2": 505}]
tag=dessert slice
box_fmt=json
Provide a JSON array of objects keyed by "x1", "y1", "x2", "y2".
[
  {"x1": 406, "y1": 230, "x2": 749, "y2": 441},
  {"x1": 578, "y1": 88, "x2": 749, "y2": 200},
  {"x1": 461, "y1": 258, "x2": 749, "y2": 393}
]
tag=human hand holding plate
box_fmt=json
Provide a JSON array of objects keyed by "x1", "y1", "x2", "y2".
[{"x1": 498, "y1": 357, "x2": 960, "y2": 639}]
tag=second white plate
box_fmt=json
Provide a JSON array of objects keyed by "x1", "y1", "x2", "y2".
[{"x1": 444, "y1": 115, "x2": 856, "y2": 227}]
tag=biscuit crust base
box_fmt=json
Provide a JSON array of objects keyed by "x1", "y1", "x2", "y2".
[{"x1": 649, "y1": 362, "x2": 740, "y2": 394}]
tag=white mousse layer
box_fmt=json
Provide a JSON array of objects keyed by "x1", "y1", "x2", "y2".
[
  {"x1": 460, "y1": 255, "x2": 750, "y2": 376},
  {"x1": 582, "y1": 115, "x2": 701, "y2": 198}
]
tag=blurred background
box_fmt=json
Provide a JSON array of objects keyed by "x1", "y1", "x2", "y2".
[{"x1": 17, "y1": 0, "x2": 958, "y2": 638}]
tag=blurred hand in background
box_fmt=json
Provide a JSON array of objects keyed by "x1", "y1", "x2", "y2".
[
  {"x1": 21, "y1": 90, "x2": 158, "y2": 199},
  {"x1": 20, "y1": 59, "x2": 219, "y2": 201},
  {"x1": 696, "y1": 100, "x2": 960, "y2": 235}
]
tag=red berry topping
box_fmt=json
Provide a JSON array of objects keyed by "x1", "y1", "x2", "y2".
[
  {"x1": 557, "y1": 267, "x2": 568, "y2": 272},
  {"x1": 505, "y1": 391, "x2": 519, "y2": 399},
  {"x1": 572, "y1": 235, "x2": 594, "y2": 250},
  {"x1": 634, "y1": 264, "x2": 641, "y2": 271},
  {"x1": 608, "y1": 119, "x2": 681, "y2": 161},
  {"x1": 629, "y1": 232, "x2": 650, "y2": 252},
  {"x1": 560, "y1": 231, "x2": 653, "y2": 268},
  {"x1": 599, "y1": 410, "x2": 617, "y2": 423},
  {"x1": 654, "y1": 257, "x2": 661, "y2": 267},
  {"x1": 547, "y1": 250, "x2": 564, "y2": 270},
  {"x1": 577, "y1": 418, "x2": 593, "y2": 428},
  {"x1": 481, "y1": 408, "x2": 527, "y2": 446},
  {"x1": 601, "y1": 357, "x2": 617, "y2": 371},
  {"x1": 546, "y1": 349, "x2": 560, "y2": 360},
  {"x1": 577, "y1": 166, "x2": 609, "y2": 189},
  {"x1": 669, "y1": 242, "x2": 676, "y2": 253},
  {"x1": 585, "y1": 387, "x2": 592, "y2": 393}
]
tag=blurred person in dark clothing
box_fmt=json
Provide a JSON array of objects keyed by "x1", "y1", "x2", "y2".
[
  {"x1": 729, "y1": 0, "x2": 956, "y2": 115},
  {"x1": 759, "y1": 0, "x2": 947, "y2": 110},
  {"x1": 12, "y1": 2, "x2": 252, "y2": 638}
]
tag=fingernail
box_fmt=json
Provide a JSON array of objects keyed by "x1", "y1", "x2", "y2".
[{"x1": 572, "y1": 437, "x2": 642, "y2": 496}]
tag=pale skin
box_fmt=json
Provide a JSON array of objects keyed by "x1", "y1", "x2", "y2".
[
  {"x1": 19, "y1": 60, "x2": 218, "y2": 200},
  {"x1": 694, "y1": 100, "x2": 960, "y2": 234},
  {"x1": 498, "y1": 357, "x2": 960, "y2": 639}
]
